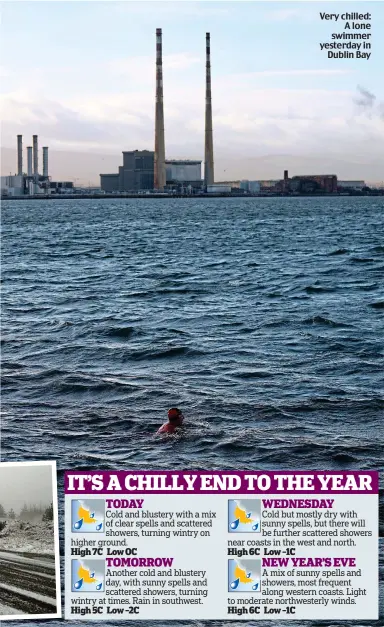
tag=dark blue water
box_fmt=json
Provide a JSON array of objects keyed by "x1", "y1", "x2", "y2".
[{"x1": 1, "y1": 197, "x2": 383, "y2": 625}]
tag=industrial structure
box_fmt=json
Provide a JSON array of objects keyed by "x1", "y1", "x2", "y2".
[
  {"x1": 33, "y1": 135, "x2": 39, "y2": 177},
  {"x1": 289, "y1": 174, "x2": 338, "y2": 194},
  {"x1": 337, "y1": 180, "x2": 366, "y2": 191},
  {"x1": 100, "y1": 150, "x2": 155, "y2": 192},
  {"x1": 27, "y1": 146, "x2": 33, "y2": 176},
  {"x1": 204, "y1": 33, "x2": 214, "y2": 188},
  {"x1": 165, "y1": 160, "x2": 202, "y2": 193},
  {"x1": 17, "y1": 135, "x2": 23, "y2": 176},
  {"x1": 1, "y1": 135, "x2": 51, "y2": 196},
  {"x1": 239, "y1": 180, "x2": 261, "y2": 193},
  {"x1": 100, "y1": 29, "x2": 211, "y2": 193},
  {"x1": 154, "y1": 28, "x2": 166, "y2": 191},
  {"x1": 3, "y1": 32, "x2": 369, "y2": 198}
]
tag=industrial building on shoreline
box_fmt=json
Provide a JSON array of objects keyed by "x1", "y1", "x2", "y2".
[
  {"x1": 1, "y1": 134, "x2": 368, "y2": 198},
  {"x1": 1, "y1": 32, "x2": 371, "y2": 198},
  {"x1": 100, "y1": 27, "x2": 214, "y2": 194},
  {"x1": 1, "y1": 134, "x2": 74, "y2": 197},
  {"x1": 100, "y1": 152, "x2": 203, "y2": 194},
  {"x1": 1, "y1": 134, "x2": 50, "y2": 197},
  {"x1": 98, "y1": 28, "x2": 368, "y2": 197}
]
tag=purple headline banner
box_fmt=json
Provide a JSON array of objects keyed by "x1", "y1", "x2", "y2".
[{"x1": 64, "y1": 470, "x2": 379, "y2": 494}]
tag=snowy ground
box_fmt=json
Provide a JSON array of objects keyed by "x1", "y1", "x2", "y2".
[
  {"x1": 0, "y1": 551, "x2": 57, "y2": 616},
  {"x1": 0, "y1": 602, "x2": 23, "y2": 615},
  {"x1": 0, "y1": 520, "x2": 57, "y2": 616},
  {"x1": 0, "y1": 519, "x2": 55, "y2": 555}
]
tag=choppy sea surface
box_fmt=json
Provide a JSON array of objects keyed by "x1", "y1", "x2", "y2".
[{"x1": 1, "y1": 197, "x2": 383, "y2": 626}]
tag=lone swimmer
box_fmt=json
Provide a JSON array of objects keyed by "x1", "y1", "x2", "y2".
[{"x1": 157, "y1": 408, "x2": 184, "y2": 434}]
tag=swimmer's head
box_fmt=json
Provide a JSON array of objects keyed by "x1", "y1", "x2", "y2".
[{"x1": 168, "y1": 408, "x2": 183, "y2": 422}]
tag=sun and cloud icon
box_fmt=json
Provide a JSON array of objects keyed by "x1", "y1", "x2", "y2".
[
  {"x1": 228, "y1": 499, "x2": 261, "y2": 533},
  {"x1": 228, "y1": 559, "x2": 261, "y2": 592},
  {"x1": 71, "y1": 559, "x2": 104, "y2": 592},
  {"x1": 71, "y1": 499, "x2": 105, "y2": 533}
]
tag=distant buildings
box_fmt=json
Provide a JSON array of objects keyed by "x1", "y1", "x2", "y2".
[
  {"x1": 166, "y1": 160, "x2": 202, "y2": 192},
  {"x1": 240, "y1": 181, "x2": 261, "y2": 193},
  {"x1": 1, "y1": 134, "x2": 77, "y2": 197},
  {"x1": 1, "y1": 175, "x2": 24, "y2": 196},
  {"x1": 251, "y1": 172, "x2": 338, "y2": 194},
  {"x1": 207, "y1": 184, "x2": 231, "y2": 194},
  {"x1": 100, "y1": 150, "x2": 155, "y2": 193},
  {"x1": 100, "y1": 28, "x2": 211, "y2": 192},
  {"x1": 1, "y1": 135, "x2": 51, "y2": 196},
  {"x1": 101, "y1": 154, "x2": 203, "y2": 193},
  {"x1": 337, "y1": 180, "x2": 366, "y2": 191},
  {"x1": 50, "y1": 181, "x2": 74, "y2": 194},
  {"x1": 290, "y1": 174, "x2": 338, "y2": 194}
]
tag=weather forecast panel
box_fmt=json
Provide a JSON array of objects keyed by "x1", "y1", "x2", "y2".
[{"x1": 64, "y1": 470, "x2": 379, "y2": 620}]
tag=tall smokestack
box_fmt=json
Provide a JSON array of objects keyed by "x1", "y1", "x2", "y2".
[
  {"x1": 27, "y1": 147, "x2": 33, "y2": 176},
  {"x1": 283, "y1": 169, "x2": 289, "y2": 193},
  {"x1": 154, "y1": 28, "x2": 166, "y2": 191},
  {"x1": 204, "y1": 32, "x2": 214, "y2": 187},
  {"x1": 33, "y1": 135, "x2": 38, "y2": 176},
  {"x1": 43, "y1": 147, "x2": 49, "y2": 177},
  {"x1": 17, "y1": 135, "x2": 23, "y2": 176}
]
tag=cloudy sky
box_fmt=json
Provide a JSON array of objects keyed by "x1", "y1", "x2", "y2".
[
  {"x1": 1, "y1": 1, "x2": 384, "y2": 183},
  {"x1": 0, "y1": 463, "x2": 53, "y2": 511}
]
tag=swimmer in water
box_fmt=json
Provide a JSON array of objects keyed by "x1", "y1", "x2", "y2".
[{"x1": 157, "y1": 408, "x2": 184, "y2": 434}]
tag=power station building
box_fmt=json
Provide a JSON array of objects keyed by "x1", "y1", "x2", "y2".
[
  {"x1": 289, "y1": 174, "x2": 338, "y2": 194},
  {"x1": 165, "y1": 160, "x2": 201, "y2": 183},
  {"x1": 100, "y1": 155, "x2": 203, "y2": 193},
  {"x1": 100, "y1": 150, "x2": 155, "y2": 192},
  {"x1": 100, "y1": 28, "x2": 214, "y2": 193},
  {"x1": 165, "y1": 160, "x2": 202, "y2": 192},
  {"x1": 1, "y1": 134, "x2": 51, "y2": 196}
]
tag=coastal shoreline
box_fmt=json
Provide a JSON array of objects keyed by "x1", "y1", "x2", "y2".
[{"x1": 2, "y1": 192, "x2": 383, "y2": 201}]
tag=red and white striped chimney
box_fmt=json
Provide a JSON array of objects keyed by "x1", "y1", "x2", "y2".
[
  {"x1": 154, "y1": 28, "x2": 166, "y2": 191},
  {"x1": 204, "y1": 33, "x2": 214, "y2": 187}
]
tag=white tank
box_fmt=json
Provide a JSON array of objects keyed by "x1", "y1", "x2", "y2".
[{"x1": 207, "y1": 184, "x2": 231, "y2": 194}]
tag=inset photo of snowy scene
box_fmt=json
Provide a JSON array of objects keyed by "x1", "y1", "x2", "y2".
[{"x1": 0, "y1": 461, "x2": 61, "y2": 620}]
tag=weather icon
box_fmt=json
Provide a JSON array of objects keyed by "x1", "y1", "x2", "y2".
[
  {"x1": 71, "y1": 559, "x2": 105, "y2": 592},
  {"x1": 228, "y1": 559, "x2": 261, "y2": 592},
  {"x1": 71, "y1": 499, "x2": 105, "y2": 533},
  {"x1": 228, "y1": 499, "x2": 261, "y2": 533}
]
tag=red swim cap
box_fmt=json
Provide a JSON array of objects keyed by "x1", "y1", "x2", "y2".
[{"x1": 168, "y1": 408, "x2": 181, "y2": 420}]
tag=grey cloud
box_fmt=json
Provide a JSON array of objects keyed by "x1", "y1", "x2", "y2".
[
  {"x1": 2, "y1": 99, "x2": 154, "y2": 147},
  {"x1": 354, "y1": 86, "x2": 384, "y2": 121},
  {"x1": 355, "y1": 85, "x2": 376, "y2": 109}
]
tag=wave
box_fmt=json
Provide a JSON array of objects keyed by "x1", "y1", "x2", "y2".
[
  {"x1": 328, "y1": 248, "x2": 349, "y2": 255},
  {"x1": 230, "y1": 369, "x2": 272, "y2": 379},
  {"x1": 154, "y1": 287, "x2": 209, "y2": 295},
  {"x1": 350, "y1": 257, "x2": 374, "y2": 263},
  {"x1": 331, "y1": 452, "x2": 358, "y2": 463},
  {"x1": 302, "y1": 315, "x2": 349, "y2": 327},
  {"x1": 370, "y1": 301, "x2": 384, "y2": 309},
  {"x1": 131, "y1": 346, "x2": 206, "y2": 360},
  {"x1": 305, "y1": 285, "x2": 334, "y2": 294},
  {"x1": 1, "y1": 361, "x2": 25, "y2": 370},
  {"x1": 105, "y1": 326, "x2": 136, "y2": 339}
]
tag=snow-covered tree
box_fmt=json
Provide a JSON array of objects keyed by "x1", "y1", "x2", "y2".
[{"x1": 42, "y1": 503, "x2": 54, "y2": 522}]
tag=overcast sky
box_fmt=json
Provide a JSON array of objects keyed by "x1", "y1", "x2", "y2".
[
  {"x1": 0, "y1": 464, "x2": 53, "y2": 511},
  {"x1": 1, "y1": 1, "x2": 384, "y2": 181}
]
